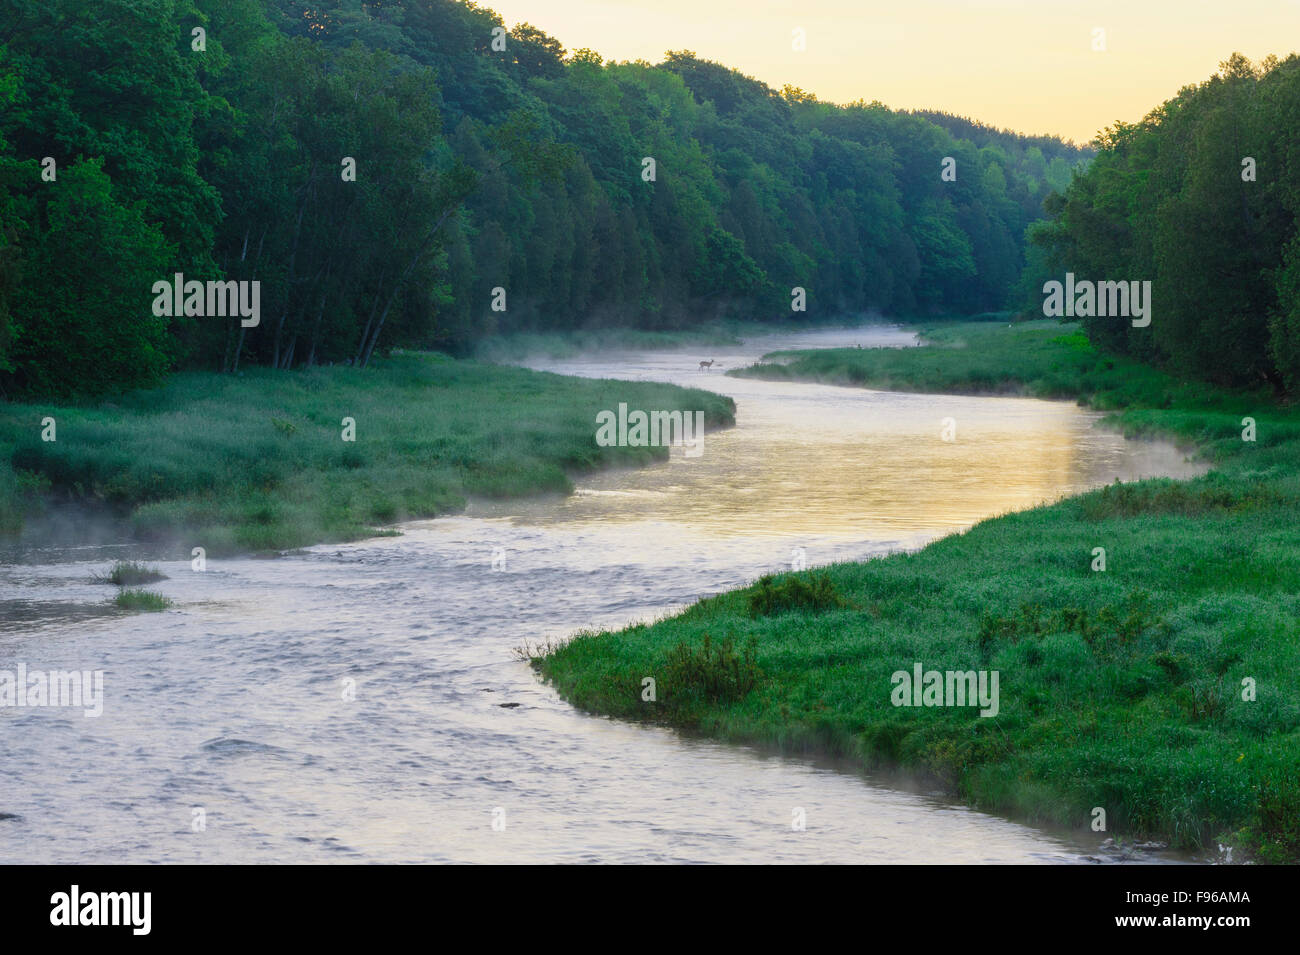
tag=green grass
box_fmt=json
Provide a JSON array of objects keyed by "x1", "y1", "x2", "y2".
[
  {"x1": 92, "y1": 560, "x2": 168, "y2": 586},
  {"x1": 113, "y1": 589, "x2": 172, "y2": 612},
  {"x1": 733, "y1": 319, "x2": 1276, "y2": 411},
  {"x1": 473, "y1": 325, "x2": 745, "y2": 362},
  {"x1": 536, "y1": 319, "x2": 1300, "y2": 861},
  {"x1": 471, "y1": 315, "x2": 882, "y2": 363},
  {"x1": 0, "y1": 352, "x2": 734, "y2": 554}
]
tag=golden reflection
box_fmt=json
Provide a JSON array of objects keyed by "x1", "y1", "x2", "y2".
[{"x1": 498, "y1": 373, "x2": 1204, "y2": 541}]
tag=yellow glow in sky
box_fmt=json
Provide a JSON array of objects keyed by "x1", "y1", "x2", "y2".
[{"x1": 484, "y1": 0, "x2": 1300, "y2": 143}]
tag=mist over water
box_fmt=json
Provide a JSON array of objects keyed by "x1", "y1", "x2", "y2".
[{"x1": 0, "y1": 325, "x2": 1206, "y2": 863}]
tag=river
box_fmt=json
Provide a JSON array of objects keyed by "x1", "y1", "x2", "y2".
[{"x1": 0, "y1": 324, "x2": 1207, "y2": 863}]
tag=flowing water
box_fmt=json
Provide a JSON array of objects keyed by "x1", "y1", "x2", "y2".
[{"x1": 0, "y1": 325, "x2": 1208, "y2": 864}]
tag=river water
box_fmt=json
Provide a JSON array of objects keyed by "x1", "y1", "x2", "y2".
[{"x1": 0, "y1": 325, "x2": 1207, "y2": 863}]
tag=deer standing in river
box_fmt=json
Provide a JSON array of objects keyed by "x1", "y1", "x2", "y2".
[{"x1": 699, "y1": 359, "x2": 717, "y2": 371}]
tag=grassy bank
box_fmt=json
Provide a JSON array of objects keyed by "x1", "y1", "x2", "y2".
[
  {"x1": 732, "y1": 320, "x2": 1271, "y2": 410},
  {"x1": 472, "y1": 325, "x2": 746, "y2": 363},
  {"x1": 0, "y1": 352, "x2": 734, "y2": 554},
  {"x1": 534, "y1": 320, "x2": 1300, "y2": 861},
  {"x1": 471, "y1": 314, "x2": 891, "y2": 363}
]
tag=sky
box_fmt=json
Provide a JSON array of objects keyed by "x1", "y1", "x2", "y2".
[{"x1": 483, "y1": 0, "x2": 1300, "y2": 143}]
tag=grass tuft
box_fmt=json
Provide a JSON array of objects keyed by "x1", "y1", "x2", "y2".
[
  {"x1": 113, "y1": 589, "x2": 172, "y2": 612},
  {"x1": 93, "y1": 560, "x2": 167, "y2": 586}
]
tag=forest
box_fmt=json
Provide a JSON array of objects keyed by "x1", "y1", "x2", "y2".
[
  {"x1": 0, "y1": 0, "x2": 1087, "y2": 399},
  {"x1": 1032, "y1": 52, "x2": 1300, "y2": 395}
]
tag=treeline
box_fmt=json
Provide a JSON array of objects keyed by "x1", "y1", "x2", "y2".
[
  {"x1": 1032, "y1": 53, "x2": 1300, "y2": 394},
  {"x1": 0, "y1": 0, "x2": 1088, "y2": 399}
]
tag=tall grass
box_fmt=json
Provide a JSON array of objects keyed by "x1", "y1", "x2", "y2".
[{"x1": 0, "y1": 352, "x2": 734, "y2": 553}]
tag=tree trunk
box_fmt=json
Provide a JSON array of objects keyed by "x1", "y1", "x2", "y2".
[
  {"x1": 355, "y1": 274, "x2": 385, "y2": 365},
  {"x1": 274, "y1": 176, "x2": 314, "y2": 368},
  {"x1": 231, "y1": 227, "x2": 266, "y2": 375},
  {"x1": 361, "y1": 205, "x2": 458, "y2": 367}
]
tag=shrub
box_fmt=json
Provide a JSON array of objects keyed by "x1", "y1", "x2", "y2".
[
  {"x1": 662, "y1": 633, "x2": 760, "y2": 705},
  {"x1": 1255, "y1": 771, "x2": 1300, "y2": 861},
  {"x1": 748, "y1": 573, "x2": 846, "y2": 617}
]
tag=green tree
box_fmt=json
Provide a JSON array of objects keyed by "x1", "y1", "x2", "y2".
[{"x1": 7, "y1": 159, "x2": 173, "y2": 397}]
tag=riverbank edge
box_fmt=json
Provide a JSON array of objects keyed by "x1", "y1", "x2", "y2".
[
  {"x1": 0, "y1": 352, "x2": 736, "y2": 559},
  {"x1": 470, "y1": 314, "x2": 904, "y2": 363},
  {"x1": 532, "y1": 320, "x2": 1300, "y2": 862}
]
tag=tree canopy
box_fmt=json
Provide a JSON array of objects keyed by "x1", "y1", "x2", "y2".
[
  {"x1": 1033, "y1": 53, "x2": 1300, "y2": 394},
  {"x1": 0, "y1": 0, "x2": 1090, "y2": 399}
]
